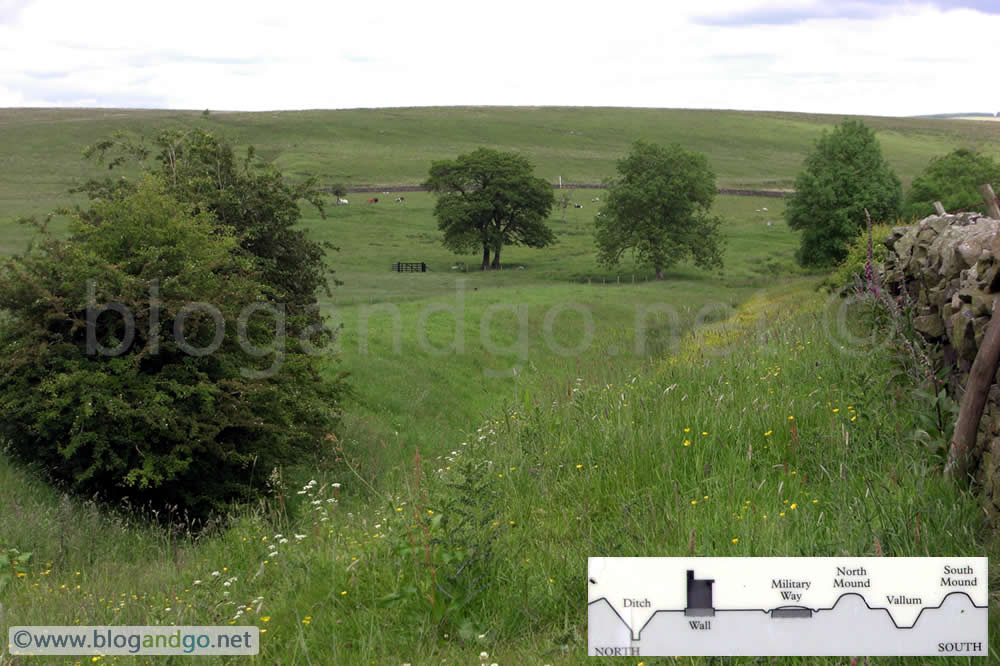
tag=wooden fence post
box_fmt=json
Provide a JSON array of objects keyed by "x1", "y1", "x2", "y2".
[{"x1": 977, "y1": 184, "x2": 1000, "y2": 219}]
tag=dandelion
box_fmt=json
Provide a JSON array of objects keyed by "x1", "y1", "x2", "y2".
[
  {"x1": 790, "y1": 504, "x2": 797, "y2": 510},
  {"x1": 788, "y1": 415, "x2": 794, "y2": 421},
  {"x1": 683, "y1": 427, "x2": 690, "y2": 432},
  {"x1": 731, "y1": 538, "x2": 738, "y2": 544},
  {"x1": 764, "y1": 430, "x2": 772, "y2": 436},
  {"x1": 683, "y1": 440, "x2": 691, "y2": 447},
  {"x1": 576, "y1": 464, "x2": 583, "y2": 469}
]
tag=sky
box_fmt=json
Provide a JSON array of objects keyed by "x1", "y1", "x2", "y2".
[{"x1": 1, "y1": 0, "x2": 998, "y2": 117}]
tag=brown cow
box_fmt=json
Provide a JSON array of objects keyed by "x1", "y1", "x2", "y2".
[{"x1": 367, "y1": 197, "x2": 379, "y2": 204}]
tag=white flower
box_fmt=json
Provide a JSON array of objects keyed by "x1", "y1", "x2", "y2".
[
  {"x1": 223, "y1": 581, "x2": 232, "y2": 587},
  {"x1": 274, "y1": 534, "x2": 283, "y2": 539},
  {"x1": 193, "y1": 580, "x2": 202, "y2": 585},
  {"x1": 279, "y1": 538, "x2": 288, "y2": 544},
  {"x1": 479, "y1": 653, "x2": 488, "y2": 660},
  {"x1": 332, "y1": 483, "x2": 341, "y2": 488},
  {"x1": 294, "y1": 534, "x2": 306, "y2": 540},
  {"x1": 164, "y1": 607, "x2": 172, "y2": 612},
  {"x1": 297, "y1": 490, "x2": 307, "y2": 494},
  {"x1": 211, "y1": 571, "x2": 220, "y2": 577}
]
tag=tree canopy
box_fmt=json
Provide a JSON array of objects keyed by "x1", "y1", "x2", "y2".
[
  {"x1": 594, "y1": 140, "x2": 724, "y2": 280},
  {"x1": 75, "y1": 128, "x2": 334, "y2": 330},
  {"x1": 424, "y1": 148, "x2": 555, "y2": 270},
  {"x1": 785, "y1": 119, "x2": 902, "y2": 267},
  {"x1": 0, "y1": 177, "x2": 344, "y2": 520},
  {"x1": 903, "y1": 148, "x2": 1000, "y2": 219}
]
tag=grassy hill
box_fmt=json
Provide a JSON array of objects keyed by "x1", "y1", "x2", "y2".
[
  {"x1": 1, "y1": 106, "x2": 998, "y2": 664},
  {"x1": 3, "y1": 106, "x2": 1000, "y2": 220}
]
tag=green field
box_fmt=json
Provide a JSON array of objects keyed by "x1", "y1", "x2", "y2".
[{"x1": 1, "y1": 107, "x2": 998, "y2": 664}]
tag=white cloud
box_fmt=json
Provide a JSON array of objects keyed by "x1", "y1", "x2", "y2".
[{"x1": 0, "y1": 0, "x2": 998, "y2": 115}]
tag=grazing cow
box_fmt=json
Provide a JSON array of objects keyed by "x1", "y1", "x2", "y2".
[
  {"x1": 367, "y1": 197, "x2": 379, "y2": 204},
  {"x1": 573, "y1": 204, "x2": 584, "y2": 209},
  {"x1": 338, "y1": 198, "x2": 349, "y2": 205},
  {"x1": 395, "y1": 196, "x2": 406, "y2": 203},
  {"x1": 592, "y1": 197, "x2": 600, "y2": 202}
]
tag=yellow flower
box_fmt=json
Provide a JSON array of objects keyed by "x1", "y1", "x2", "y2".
[
  {"x1": 731, "y1": 538, "x2": 739, "y2": 544},
  {"x1": 833, "y1": 408, "x2": 840, "y2": 413},
  {"x1": 684, "y1": 427, "x2": 690, "y2": 432},
  {"x1": 576, "y1": 464, "x2": 583, "y2": 469},
  {"x1": 790, "y1": 503, "x2": 797, "y2": 510},
  {"x1": 764, "y1": 430, "x2": 772, "y2": 436},
  {"x1": 683, "y1": 440, "x2": 691, "y2": 447},
  {"x1": 788, "y1": 415, "x2": 794, "y2": 421},
  {"x1": 691, "y1": 500, "x2": 697, "y2": 505},
  {"x1": 701, "y1": 431, "x2": 708, "y2": 436}
]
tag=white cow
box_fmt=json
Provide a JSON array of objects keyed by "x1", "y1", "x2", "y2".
[{"x1": 338, "y1": 198, "x2": 349, "y2": 205}]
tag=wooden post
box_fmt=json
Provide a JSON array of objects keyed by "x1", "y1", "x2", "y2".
[
  {"x1": 947, "y1": 294, "x2": 1000, "y2": 482},
  {"x1": 978, "y1": 183, "x2": 1000, "y2": 219},
  {"x1": 933, "y1": 201, "x2": 946, "y2": 215}
]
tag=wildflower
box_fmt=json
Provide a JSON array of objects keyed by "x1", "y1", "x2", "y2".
[
  {"x1": 731, "y1": 538, "x2": 739, "y2": 544},
  {"x1": 211, "y1": 571, "x2": 220, "y2": 577},
  {"x1": 764, "y1": 430, "x2": 772, "y2": 436},
  {"x1": 683, "y1": 440, "x2": 691, "y2": 447},
  {"x1": 788, "y1": 415, "x2": 794, "y2": 421},
  {"x1": 261, "y1": 616, "x2": 270, "y2": 622},
  {"x1": 294, "y1": 534, "x2": 306, "y2": 540},
  {"x1": 576, "y1": 464, "x2": 583, "y2": 469},
  {"x1": 332, "y1": 483, "x2": 341, "y2": 488}
]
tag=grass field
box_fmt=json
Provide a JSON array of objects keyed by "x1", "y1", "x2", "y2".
[
  {"x1": 3, "y1": 105, "x2": 1000, "y2": 220},
  {"x1": 1, "y1": 107, "x2": 998, "y2": 664}
]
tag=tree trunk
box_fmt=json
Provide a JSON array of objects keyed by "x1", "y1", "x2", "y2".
[
  {"x1": 481, "y1": 245, "x2": 491, "y2": 271},
  {"x1": 490, "y1": 245, "x2": 502, "y2": 270},
  {"x1": 655, "y1": 268, "x2": 664, "y2": 280},
  {"x1": 947, "y1": 294, "x2": 1000, "y2": 482}
]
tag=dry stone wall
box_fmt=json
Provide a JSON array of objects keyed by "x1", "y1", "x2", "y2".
[{"x1": 884, "y1": 212, "x2": 1000, "y2": 521}]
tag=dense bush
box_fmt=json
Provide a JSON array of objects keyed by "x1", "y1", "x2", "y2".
[
  {"x1": 76, "y1": 128, "x2": 335, "y2": 330},
  {"x1": 0, "y1": 178, "x2": 345, "y2": 520},
  {"x1": 903, "y1": 148, "x2": 1000, "y2": 220},
  {"x1": 825, "y1": 222, "x2": 894, "y2": 292},
  {"x1": 785, "y1": 119, "x2": 902, "y2": 267}
]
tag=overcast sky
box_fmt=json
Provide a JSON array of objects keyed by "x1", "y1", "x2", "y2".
[{"x1": 1, "y1": 0, "x2": 998, "y2": 116}]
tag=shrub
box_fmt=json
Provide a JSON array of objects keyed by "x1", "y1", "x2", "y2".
[
  {"x1": 826, "y1": 222, "x2": 894, "y2": 292},
  {"x1": 0, "y1": 178, "x2": 345, "y2": 521},
  {"x1": 903, "y1": 148, "x2": 1000, "y2": 220}
]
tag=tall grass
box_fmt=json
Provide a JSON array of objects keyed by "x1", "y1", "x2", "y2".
[{"x1": 3, "y1": 283, "x2": 996, "y2": 664}]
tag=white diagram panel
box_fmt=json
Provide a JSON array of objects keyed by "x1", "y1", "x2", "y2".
[{"x1": 588, "y1": 557, "x2": 988, "y2": 657}]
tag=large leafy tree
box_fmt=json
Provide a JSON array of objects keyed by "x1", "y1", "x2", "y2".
[
  {"x1": 785, "y1": 119, "x2": 902, "y2": 267},
  {"x1": 903, "y1": 148, "x2": 1000, "y2": 219},
  {"x1": 424, "y1": 148, "x2": 555, "y2": 270},
  {"x1": 0, "y1": 178, "x2": 344, "y2": 520},
  {"x1": 75, "y1": 128, "x2": 334, "y2": 330},
  {"x1": 595, "y1": 140, "x2": 724, "y2": 280}
]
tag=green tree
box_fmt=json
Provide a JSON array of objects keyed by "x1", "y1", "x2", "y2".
[
  {"x1": 0, "y1": 177, "x2": 344, "y2": 520},
  {"x1": 785, "y1": 119, "x2": 902, "y2": 266},
  {"x1": 424, "y1": 148, "x2": 555, "y2": 270},
  {"x1": 595, "y1": 141, "x2": 724, "y2": 280},
  {"x1": 903, "y1": 148, "x2": 1000, "y2": 219},
  {"x1": 75, "y1": 129, "x2": 334, "y2": 330}
]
